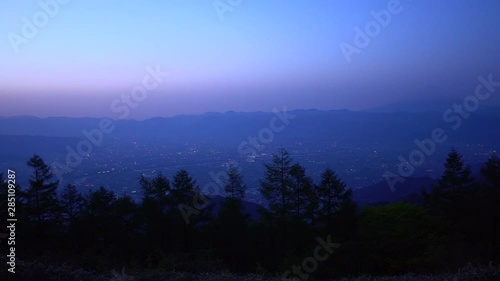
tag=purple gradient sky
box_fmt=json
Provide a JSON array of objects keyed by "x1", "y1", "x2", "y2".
[{"x1": 1, "y1": 0, "x2": 500, "y2": 119}]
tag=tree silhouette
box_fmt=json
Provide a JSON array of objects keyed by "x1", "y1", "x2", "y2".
[
  {"x1": 77, "y1": 186, "x2": 118, "y2": 264},
  {"x1": 111, "y1": 195, "x2": 140, "y2": 264},
  {"x1": 139, "y1": 173, "x2": 172, "y2": 252},
  {"x1": 316, "y1": 168, "x2": 356, "y2": 240},
  {"x1": 439, "y1": 149, "x2": 473, "y2": 192},
  {"x1": 85, "y1": 186, "x2": 115, "y2": 218},
  {"x1": 481, "y1": 155, "x2": 500, "y2": 189},
  {"x1": 13, "y1": 150, "x2": 500, "y2": 277},
  {"x1": 289, "y1": 163, "x2": 316, "y2": 224},
  {"x1": 224, "y1": 165, "x2": 246, "y2": 200},
  {"x1": 60, "y1": 184, "x2": 84, "y2": 224},
  {"x1": 317, "y1": 169, "x2": 350, "y2": 222},
  {"x1": 220, "y1": 164, "x2": 248, "y2": 231},
  {"x1": 259, "y1": 148, "x2": 294, "y2": 248},
  {"x1": 422, "y1": 149, "x2": 491, "y2": 263},
  {"x1": 141, "y1": 172, "x2": 171, "y2": 203},
  {"x1": 25, "y1": 155, "x2": 60, "y2": 226},
  {"x1": 479, "y1": 156, "x2": 500, "y2": 261},
  {"x1": 217, "y1": 165, "x2": 250, "y2": 270},
  {"x1": 424, "y1": 149, "x2": 474, "y2": 217},
  {"x1": 172, "y1": 169, "x2": 200, "y2": 251},
  {"x1": 172, "y1": 169, "x2": 198, "y2": 207}
]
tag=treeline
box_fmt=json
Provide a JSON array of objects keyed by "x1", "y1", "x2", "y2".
[{"x1": 0, "y1": 148, "x2": 499, "y2": 279}]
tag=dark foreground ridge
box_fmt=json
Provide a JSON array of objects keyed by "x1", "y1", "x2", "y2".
[{"x1": 1, "y1": 148, "x2": 499, "y2": 280}]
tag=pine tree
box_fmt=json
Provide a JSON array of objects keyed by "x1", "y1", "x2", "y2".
[
  {"x1": 224, "y1": 165, "x2": 246, "y2": 200},
  {"x1": 424, "y1": 149, "x2": 474, "y2": 215},
  {"x1": 172, "y1": 169, "x2": 200, "y2": 251},
  {"x1": 25, "y1": 154, "x2": 60, "y2": 225},
  {"x1": 141, "y1": 172, "x2": 171, "y2": 203},
  {"x1": 259, "y1": 148, "x2": 294, "y2": 248},
  {"x1": 81, "y1": 186, "x2": 116, "y2": 251},
  {"x1": 172, "y1": 169, "x2": 197, "y2": 206},
  {"x1": 217, "y1": 166, "x2": 250, "y2": 268},
  {"x1": 260, "y1": 148, "x2": 294, "y2": 218},
  {"x1": 316, "y1": 168, "x2": 356, "y2": 238},
  {"x1": 439, "y1": 148, "x2": 473, "y2": 192},
  {"x1": 317, "y1": 168, "x2": 348, "y2": 220},
  {"x1": 289, "y1": 163, "x2": 316, "y2": 223},
  {"x1": 481, "y1": 155, "x2": 500, "y2": 188},
  {"x1": 423, "y1": 149, "x2": 481, "y2": 255},
  {"x1": 60, "y1": 184, "x2": 84, "y2": 224},
  {"x1": 479, "y1": 156, "x2": 500, "y2": 260},
  {"x1": 139, "y1": 173, "x2": 172, "y2": 251},
  {"x1": 111, "y1": 195, "x2": 139, "y2": 261},
  {"x1": 85, "y1": 186, "x2": 115, "y2": 218},
  {"x1": 220, "y1": 165, "x2": 248, "y2": 234}
]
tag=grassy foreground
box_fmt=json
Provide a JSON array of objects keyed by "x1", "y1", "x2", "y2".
[{"x1": 2, "y1": 260, "x2": 499, "y2": 281}]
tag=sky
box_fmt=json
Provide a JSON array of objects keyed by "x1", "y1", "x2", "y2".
[{"x1": 1, "y1": 0, "x2": 500, "y2": 119}]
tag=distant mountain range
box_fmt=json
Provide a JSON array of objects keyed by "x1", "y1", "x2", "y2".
[
  {"x1": 365, "y1": 99, "x2": 500, "y2": 114},
  {"x1": 1, "y1": 107, "x2": 499, "y2": 142}
]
